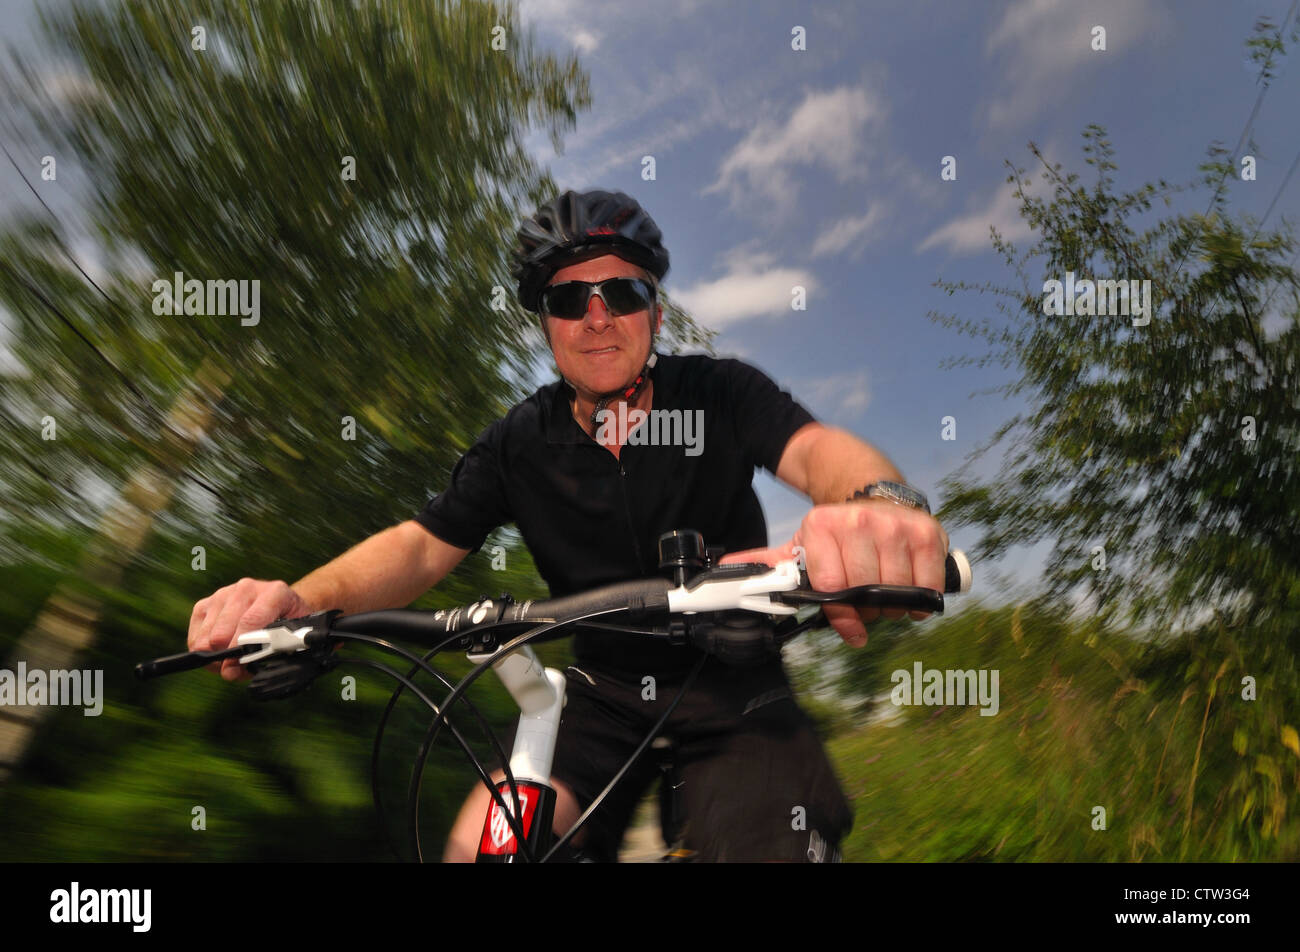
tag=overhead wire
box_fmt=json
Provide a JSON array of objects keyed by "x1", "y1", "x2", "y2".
[{"x1": 0, "y1": 138, "x2": 224, "y2": 500}]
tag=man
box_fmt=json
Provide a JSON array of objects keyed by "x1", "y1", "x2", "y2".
[{"x1": 187, "y1": 189, "x2": 950, "y2": 862}]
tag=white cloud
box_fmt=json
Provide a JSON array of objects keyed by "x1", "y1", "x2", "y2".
[
  {"x1": 983, "y1": 0, "x2": 1161, "y2": 128},
  {"x1": 673, "y1": 245, "x2": 817, "y2": 330},
  {"x1": 916, "y1": 186, "x2": 1034, "y2": 256},
  {"x1": 515, "y1": 0, "x2": 588, "y2": 24},
  {"x1": 513, "y1": 0, "x2": 687, "y2": 22},
  {"x1": 514, "y1": 0, "x2": 699, "y2": 42},
  {"x1": 557, "y1": 81, "x2": 731, "y2": 183},
  {"x1": 40, "y1": 68, "x2": 101, "y2": 106},
  {"x1": 704, "y1": 85, "x2": 888, "y2": 218},
  {"x1": 527, "y1": 55, "x2": 742, "y2": 184},
  {"x1": 785, "y1": 369, "x2": 872, "y2": 422},
  {"x1": 810, "y1": 203, "x2": 887, "y2": 258},
  {"x1": 516, "y1": 1, "x2": 601, "y2": 53}
]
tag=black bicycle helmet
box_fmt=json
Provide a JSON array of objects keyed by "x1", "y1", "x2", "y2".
[{"x1": 512, "y1": 189, "x2": 670, "y2": 313}]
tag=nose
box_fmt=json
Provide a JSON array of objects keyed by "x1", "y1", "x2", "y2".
[{"x1": 582, "y1": 291, "x2": 613, "y2": 328}]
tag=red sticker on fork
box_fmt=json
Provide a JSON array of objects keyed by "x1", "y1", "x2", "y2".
[{"x1": 478, "y1": 781, "x2": 543, "y2": 855}]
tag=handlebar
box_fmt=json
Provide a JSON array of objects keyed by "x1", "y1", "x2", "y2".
[
  {"x1": 134, "y1": 531, "x2": 973, "y2": 863},
  {"x1": 136, "y1": 539, "x2": 972, "y2": 683}
]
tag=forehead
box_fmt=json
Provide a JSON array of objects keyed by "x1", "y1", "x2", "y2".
[{"x1": 547, "y1": 254, "x2": 647, "y2": 285}]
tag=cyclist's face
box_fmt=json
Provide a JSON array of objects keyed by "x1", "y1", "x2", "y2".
[{"x1": 544, "y1": 255, "x2": 662, "y2": 398}]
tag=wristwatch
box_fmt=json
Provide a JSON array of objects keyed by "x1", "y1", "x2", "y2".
[{"x1": 846, "y1": 480, "x2": 930, "y2": 514}]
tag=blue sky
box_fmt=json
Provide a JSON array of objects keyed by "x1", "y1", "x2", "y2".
[
  {"x1": 3, "y1": 1, "x2": 1299, "y2": 602},
  {"x1": 511, "y1": 0, "x2": 1300, "y2": 599}
]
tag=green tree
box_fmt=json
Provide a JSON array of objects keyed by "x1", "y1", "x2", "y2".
[
  {"x1": 929, "y1": 127, "x2": 1300, "y2": 857},
  {"x1": 0, "y1": 0, "x2": 708, "y2": 859},
  {"x1": 933, "y1": 126, "x2": 1300, "y2": 637}
]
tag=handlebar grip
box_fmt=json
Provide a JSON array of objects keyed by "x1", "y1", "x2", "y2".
[
  {"x1": 945, "y1": 550, "x2": 971, "y2": 594},
  {"x1": 134, "y1": 646, "x2": 250, "y2": 680}
]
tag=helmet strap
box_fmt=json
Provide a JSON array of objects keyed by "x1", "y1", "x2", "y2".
[
  {"x1": 552, "y1": 302, "x2": 660, "y2": 431},
  {"x1": 588, "y1": 350, "x2": 657, "y2": 430}
]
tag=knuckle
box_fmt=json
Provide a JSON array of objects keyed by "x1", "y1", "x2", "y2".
[
  {"x1": 914, "y1": 529, "x2": 943, "y2": 560},
  {"x1": 808, "y1": 561, "x2": 841, "y2": 592},
  {"x1": 874, "y1": 512, "x2": 903, "y2": 545},
  {"x1": 237, "y1": 605, "x2": 270, "y2": 629},
  {"x1": 804, "y1": 505, "x2": 833, "y2": 532}
]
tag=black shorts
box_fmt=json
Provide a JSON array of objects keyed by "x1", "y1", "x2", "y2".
[{"x1": 532, "y1": 656, "x2": 854, "y2": 862}]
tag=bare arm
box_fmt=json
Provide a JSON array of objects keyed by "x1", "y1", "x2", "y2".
[
  {"x1": 774, "y1": 422, "x2": 905, "y2": 503},
  {"x1": 191, "y1": 520, "x2": 471, "y2": 681},
  {"x1": 291, "y1": 520, "x2": 471, "y2": 614}
]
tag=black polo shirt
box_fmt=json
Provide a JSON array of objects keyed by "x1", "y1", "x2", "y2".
[{"x1": 413, "y1": 353, "x2": 816, "y2": 675}]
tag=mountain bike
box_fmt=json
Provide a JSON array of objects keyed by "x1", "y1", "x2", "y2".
[{"x1": 136, "y1": 528, "x2": 972, "y2": 862}]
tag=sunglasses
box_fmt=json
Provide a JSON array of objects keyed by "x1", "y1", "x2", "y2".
[{"x1": 539, "y1": 277, "x2": 656, "y2": 319}]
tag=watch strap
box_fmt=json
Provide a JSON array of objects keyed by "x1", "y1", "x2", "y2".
[{"x1": 846, "y1": 481, "x2": 931, "y2": 514}]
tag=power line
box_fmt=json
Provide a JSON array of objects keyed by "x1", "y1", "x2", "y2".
[
  {"x1": 1258, "y1": 243, "x2": 1300, "y2": 316},
  {"x1": 1247, "y1": 134, "x2": 1300, "y2": 243},
  {"x1": 1, "y1": 140, "x2": 154, "y2": 407},
  {"x1": 1169, "y1": 1, "x2": 1299, "y2": 283},
  {"x1": 0, "y1": 139, "x2": 224, "y2": 501}
]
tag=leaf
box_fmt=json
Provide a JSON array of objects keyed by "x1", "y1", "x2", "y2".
[
  {"x1": 1281, "y1": 726, "x2": 1300, "y2": 758},
  {"x1": 360, "y1": 404, "x2": 395, "y2": 441},
  {"x1": 267, "y1": 432, "x2": 304, "y2": 461},
  {"x1": 1232, "y1": 727, "x2": 1248, "y2": 756},
  {"x1": 1253, "y1": 755, "x2": 1280, "y2": 787},
  {"x1": 1010, "y1": 603, "x2": 1025, "y2": 652}
]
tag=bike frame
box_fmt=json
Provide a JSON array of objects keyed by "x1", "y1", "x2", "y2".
[
  {"x1": 465, "y1": 556, "x2": 811, "y2": 861},
  {"x1": 463, "y1": 553, "x2": 855, "y2": 861},
  {"x1": 469, "y1": 644, "x2": 566, "y2": 862}
]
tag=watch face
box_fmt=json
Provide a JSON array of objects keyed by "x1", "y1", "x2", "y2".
[{"x1": 870, "y1": 481, "x2": 929, "y2": 512}]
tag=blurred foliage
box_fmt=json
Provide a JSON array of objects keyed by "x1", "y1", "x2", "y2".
[
  {"x1": 0, "y1": 0, "x2": 708, "y2": 861},
  {"x1": 930, "y1": 126, "x2": 1300, "y2": 636},
  {"x1": 820, "y1": 113, "x2": 1300, "y2": 861},
  {"x1": 824, "y1": 603, "x2": 1299, "y2": 861}
]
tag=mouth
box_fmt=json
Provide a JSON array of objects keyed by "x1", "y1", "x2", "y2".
[{"x1": 582, "y1": 345, "x2": 620, "y2": 355}]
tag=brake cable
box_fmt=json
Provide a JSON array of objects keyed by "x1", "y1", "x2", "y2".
[
  {"x1": 332, "y1": 655, "x2": 513, "y2": 856},
  {"x1": 541, "y1": 651, "x2": 706, "y2": 862},
  {"x1": 406, "y1": 607, "x2": 630, "y2": 863},
  {"x1": 327, "y1": 631, "x2": 524, "y2": 863}
]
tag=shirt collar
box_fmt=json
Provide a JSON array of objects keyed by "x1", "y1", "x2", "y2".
[{"x1": 546, "y1": 379, "x2": 589, "y2": 444}]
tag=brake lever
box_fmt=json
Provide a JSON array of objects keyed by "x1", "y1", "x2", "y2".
[
  {"x1": 246, "y1": 647, "x2": 341, "y2": 701},
  {"x1": 233, "y1": 609, "x2": 343, "y2": 666},
  {"x1": 770, "y1": 548, "x2": 973, "y2": 613},
  {"x1": 773, "y1": 575, "x2": 945, "y2": 614},
  {"x1": 234, "y1": 624, "x2": 316, "y2": 665},
  {"x1": 666, "y1": 560, "x2": 802, "y2": 615},
  {"x1": 240, "y1": 610, "x2": 344, "y2": 700},
  {"x1": 677, "y1": 554, "x2": 959, "y2": 618}
]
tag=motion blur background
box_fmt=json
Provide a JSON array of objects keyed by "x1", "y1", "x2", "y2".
[{"x1": 0, "y1": 0, "x2": 1296, "y2": 861}]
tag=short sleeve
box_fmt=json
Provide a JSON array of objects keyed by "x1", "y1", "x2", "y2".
[
  {"x1": 720, "y1": 358, "x2": 817, "y2": 473},
  {"x1": 413, "y1": 420, "x2": 513, "y2": 554}
]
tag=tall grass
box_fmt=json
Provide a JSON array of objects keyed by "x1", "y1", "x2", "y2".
[{"x1": 808, "y1": 604, "x2": 1299, "y2": 861}]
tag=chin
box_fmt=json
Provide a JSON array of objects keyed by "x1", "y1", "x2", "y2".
[{"x1": 566, "y1": 364, "x2": 630, "y2": 395}]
